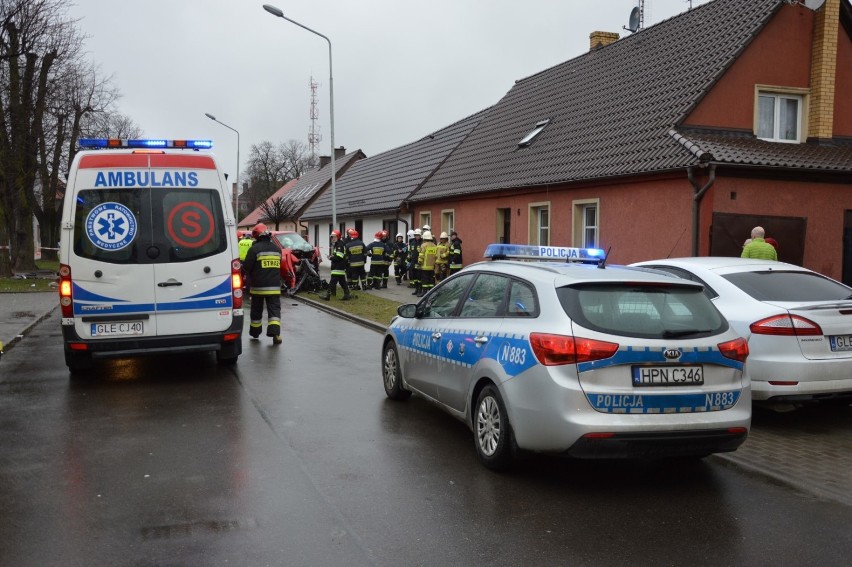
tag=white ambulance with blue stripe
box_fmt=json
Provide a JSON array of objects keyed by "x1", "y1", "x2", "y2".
[
  {"x1": 58, "y1": 139, "x2": 243, "y2": 373},
  {"x1": 382, "y1": 244, "x2": 751, "y2": 469}
]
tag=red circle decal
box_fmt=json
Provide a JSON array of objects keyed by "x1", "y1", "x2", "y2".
[{"x1": 167, "y1": 202, "x2": 214, "y2": 248}]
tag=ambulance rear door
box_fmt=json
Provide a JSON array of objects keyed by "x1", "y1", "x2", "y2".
[
  {"x1": 147, "y1": 153, "x2": 235, "y2": 337},
  {"x1": 69, "y1": 152, "x2": 159, "y2": 340}
]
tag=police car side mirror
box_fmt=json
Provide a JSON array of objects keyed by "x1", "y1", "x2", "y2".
[{"x1": 398, "y1": 304, "x2": 417, "y2": 319}]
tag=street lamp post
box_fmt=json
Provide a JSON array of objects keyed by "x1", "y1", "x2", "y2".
[
  {"x1": 263, "y1": 4, "x2": 337, "y2": 229},
  {"x1": 204, "y1": 113, "x2": 241, "y2": 226}
]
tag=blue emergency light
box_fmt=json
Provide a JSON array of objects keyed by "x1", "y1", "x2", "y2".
[
  {"x1": 78, "y1": 139, "x2": 213, "y2": 149},
  {"x1": 483, "y1": 243, "x2": 606, "y2": 264}
]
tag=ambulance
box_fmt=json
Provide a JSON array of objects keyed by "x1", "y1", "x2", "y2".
[{"x1": 58, "y1": 139, "x2": 243, "y2": 374}]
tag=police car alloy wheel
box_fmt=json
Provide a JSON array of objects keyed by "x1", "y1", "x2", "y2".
[
  {"x1": 383, "y1": 342, "x2": 411, "y2": 400},
  {"x1": 474, "y1": 385, "x2": 515, "y2": 470}
]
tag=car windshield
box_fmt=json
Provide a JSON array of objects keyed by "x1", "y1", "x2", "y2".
[
  {"x1": 722, "y1": 270, "x2": 852, "y2": 302},
  {"x1": 557, "y1": 283, "x2": 726, "y2": 339},
  {"x1": 274, "y1": 232, "x2": 313, "y2": 252}
]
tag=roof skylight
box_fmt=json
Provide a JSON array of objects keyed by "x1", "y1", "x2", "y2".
[{"x1": 518, "y1": 119, "x2": 550, "y2": 147}]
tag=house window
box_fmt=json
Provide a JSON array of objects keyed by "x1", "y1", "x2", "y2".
[
  {"x1": 518, "y1": 119, "x2": 550, "y2": 147},
  {"x1": 573, "y1": 198, "x2": 600, "y2": 248},
  {"x1": 756, "y1": 92, "x2": 802, "y2": 143},
  {"x1": 442, "y1": 210, "x2": 454, "y2": 235},
  {"x1": 529, "y1": 203, "x2": 550, "y2": 245},
  {"x1": 419, "y1": 212, "x2": 431, "y2": 230}
]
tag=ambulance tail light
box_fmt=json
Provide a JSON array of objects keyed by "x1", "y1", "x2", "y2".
[
  {"x1": 529, "y1": 333, "x2": 619, "y2": 366},
  {"x1": 59, "y1": 264, "x2": 73, "y2": 317},
  {"x1": 231, "y1": 259, "x2": 243, "y2": 309}
]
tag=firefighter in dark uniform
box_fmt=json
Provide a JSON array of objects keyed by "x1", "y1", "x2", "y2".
[
  {"x1": 368, "y1": 230, "x2": 393, "y2": 289},
  {"x1": 408, "y1": 229, "x2": 423, "y2": 294},
  {"x1": 242, "y1": 223, "x2": 282, "y2": 345},
  {"x1": 345, "y1": 228, "x2": 367, "y2": 291},
  {"x1": 319, "y1": 230, "x2": 351, "y2": 300},
  {"x1": 393, "y1": 232, "x2": 408, "y2": 285},
  {"x1": 449, "y1": 230, "x2": 464, "y2": 275}
]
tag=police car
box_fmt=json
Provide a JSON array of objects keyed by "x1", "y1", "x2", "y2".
[
  {"x1": 381, "y1": 244, "x2": 750, "y2": 469},
  {"x1": 58, "y1": 139, "x2": 243, "y2": 374}
]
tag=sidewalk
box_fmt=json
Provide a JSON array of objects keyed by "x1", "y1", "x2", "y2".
[{"x1": 0, "y1": 292, "x2": 57, "y2": 357}]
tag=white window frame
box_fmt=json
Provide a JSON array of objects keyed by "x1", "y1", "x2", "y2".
[
  {"x1": 419, "y1": 212, "x2": 431, "y2": 230},
  {"x1": 529, "y1": 202, "x2": 550, "y2": 246},
  {"x1": 442, "y1": 209, "x2": 455, "y2": 236},
  {"x1": 754, "y1": 85, "x2": 808, "y2": 144},
  {"x1": 573, "y1": 198, "x2": 600, "y2": 248}
]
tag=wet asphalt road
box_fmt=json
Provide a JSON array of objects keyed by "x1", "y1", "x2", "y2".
[{"x1": 1, "y1": 302, "x2": 851, "y2": 566}]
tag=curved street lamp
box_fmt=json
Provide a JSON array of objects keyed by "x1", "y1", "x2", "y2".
[
  {"x1": 204, "y1": 113, "x2": 241, "y2": 225},
  {"x1": 263, "y1": 3, "x2": 337, "y2": 229}
]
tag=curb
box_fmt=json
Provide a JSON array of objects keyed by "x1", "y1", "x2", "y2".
[
  {"x1": 290, "y1": 294, "x2": 386, "y2": 334},
  {"x1": 2, "y1": 304, "x2": 58, "y2": 356}
]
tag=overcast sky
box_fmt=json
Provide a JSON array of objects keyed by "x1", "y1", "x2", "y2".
[{"x1": 68, "y1": 0, "x2": 711, "y2": 181}]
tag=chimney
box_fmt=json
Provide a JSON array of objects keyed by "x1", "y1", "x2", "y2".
[
  {"x1": 319, "y1": 147, "x2": 346, "y2": 169},
  {"x1": 808, "y1": 0, "x2": 839, "y2": 141},
  {"x1": 589, "y1": 31, "x2": 619, "y2": 51}
]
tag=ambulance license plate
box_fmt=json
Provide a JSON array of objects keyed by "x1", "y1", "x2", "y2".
[
  {"x1": 632, "y1": 365, "x2": 704, "y2": 386},
  {"x1": 91, "y1": 321, "x2": 144, "y2": 337}
]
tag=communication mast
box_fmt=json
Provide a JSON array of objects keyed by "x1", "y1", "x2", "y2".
[{"x1": 308, "y1": 76, "x2": 322, "y2": 167}]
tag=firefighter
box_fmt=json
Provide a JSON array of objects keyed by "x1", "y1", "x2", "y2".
[
  {"x1": 449, "y1": 230, "x2": 464, "y2": 275},
  {"x1": 408, "y1": 229, "x2": 422, "y2": 293},
  {"x1": 435, "y1": 232, "x2": 450, "y2": 283},
  {"x1": 375, "y1": 230, "x2": 393, "y2": 288},
  {"x1": 393, "y1": 232, "x2": 408, "y2": 285},
  {"x1": 344, "y1": 228, "x2": 367, "y2": 291},
  {"x1": 319, "y1": 230, "x2": 352, "y2": 301},
  {"x1": 242, "y1": 223, "x2": 282, "y2": 345},
  {"x1": 417, "y1": 230, "x2": 438, "y2": 297},
  {"x1": 366, "y1": 230, "x2": 389, "y2": 290}
]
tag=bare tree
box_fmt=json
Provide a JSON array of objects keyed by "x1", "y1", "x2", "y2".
[
  {"x1": 0, "y1": 0, "x2": 81, "y2": 274},
  {"x1": 243, "y1": 139, "x2": 313, "y2": 213},
  {"x1": 259, "y1": 196, "x2": 299, "y2": 230}
]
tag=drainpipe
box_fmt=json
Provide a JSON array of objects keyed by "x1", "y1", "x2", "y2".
[
  {"x1": 396, "y1": 213, "x2": 409, "y2": 235},
  {"x1": 687, "y1": 164, "x2": 716, "y2": 256}
]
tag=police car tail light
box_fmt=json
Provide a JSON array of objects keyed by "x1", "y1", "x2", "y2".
[
  {"x1": 749, "y1": 314, "x2": 822, "y2": 337},
  {"x1": 59, "y1": 264, "x2": 73, "y2": 318},
  {"x1": 529, "y1": 333, "x2": 618, "y2": 366},
  {"x1": 231, "y1": 259, "x2": 243, "y2": 309},
  {"x1": 718, "y1": 337, "x2": 749, "y2": 363}
]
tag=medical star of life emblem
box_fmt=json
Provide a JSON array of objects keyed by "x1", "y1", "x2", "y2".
[
  {"x1": 85, "y1": 202, "x2": 137, "y2": 251},
  {"x1": 446, "y1": 340, "x2": 454, "y2": 354}
]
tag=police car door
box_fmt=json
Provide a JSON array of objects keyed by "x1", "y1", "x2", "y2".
[
  {"x1": 68, "y1": 152, "x2": 159, "y2": 339},
  {"x1": 433, "y1": 272, "x2": 510, "y2": 412},
  {"x1": 148, "y1": 153, "x2": 234, "y2": 336}
]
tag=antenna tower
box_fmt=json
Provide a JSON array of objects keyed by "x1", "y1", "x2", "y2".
[{"x1": 308, "y1": 76, "x2": 322, "y2": 166}]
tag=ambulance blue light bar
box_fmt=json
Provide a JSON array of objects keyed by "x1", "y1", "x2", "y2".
[
  {"x1": 484, "y1": 244, "x2": 606, "y2": 264},
  {"x1": 78, "y1": 139, "x2": 213, "y2": 149}
]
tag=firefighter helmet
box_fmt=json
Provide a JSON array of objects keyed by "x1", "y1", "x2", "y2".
[
  {"x1": 251, "y1": 223, "x2": 269, "y2": 238},
  {"x1": 407, "y1": 229, "x2": 415, "y2": 238},
  {"x1": 440, "y1": 232, "x2": 448, "y2": 239},
  {"x1": 422, "y1": 224, "x2": 431, "y2": 231},
  {"x1": 375, "y1": 230, "x2": 384, "y2": 239},
  {"x1": 349, "y1": 229, "x2": 359, "y2": 239},
  {"x1": 396, "y1": 233, "x2": 404, "y2": 239},
  {"x1": 381, "y1": 230, "x2": 389, "y2": 239},
  {"x1": 330, "y1": 229, "x2": 341, "y2": 239},
  {"x1": 414, "y1": 229, "x2": 422, "y2": 236},
  {"x1": 422, "y1": 230, "x2": 434, "y2": 241}
]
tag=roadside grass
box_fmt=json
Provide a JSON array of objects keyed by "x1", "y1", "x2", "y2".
[
  {"x1": 0, "y1": 259, "x2": 59, "y2": 293},
  {"x1": 299, "y1": 289, "x2": 401, "y2": 327}
]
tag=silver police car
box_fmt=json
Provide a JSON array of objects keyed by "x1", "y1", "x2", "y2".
[{"x1": 381, "y1": 244, "x2": 750, "y2": 469}]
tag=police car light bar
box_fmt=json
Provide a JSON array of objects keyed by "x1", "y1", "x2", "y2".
[
  {"x1": 78, "y1": 139, "x2": 213, "y2": 150},
  {"x1": 483, "y1": 244, "x2": 606, "y2": 264}
]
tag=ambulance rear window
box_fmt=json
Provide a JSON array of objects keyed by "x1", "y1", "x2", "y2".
[{"x1": 73, "y1": 188, "x2": 227, "y2": 264}]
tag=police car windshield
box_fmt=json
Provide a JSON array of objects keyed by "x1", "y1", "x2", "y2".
[{"x1": 557, "y1": 283, "x2": 727, "y2": 339}]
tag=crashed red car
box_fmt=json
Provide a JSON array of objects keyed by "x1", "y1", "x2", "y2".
[{"x1": 238, "y1": 230, "x2": 322, "y2": 293}]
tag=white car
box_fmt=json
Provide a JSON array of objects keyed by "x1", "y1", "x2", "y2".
[
  {"x1": 631, "y1": 257, "x2": 852, "y2": 406},
  {"x1": 381, "y1": 245, "x2": 750, "y2": 469}
]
